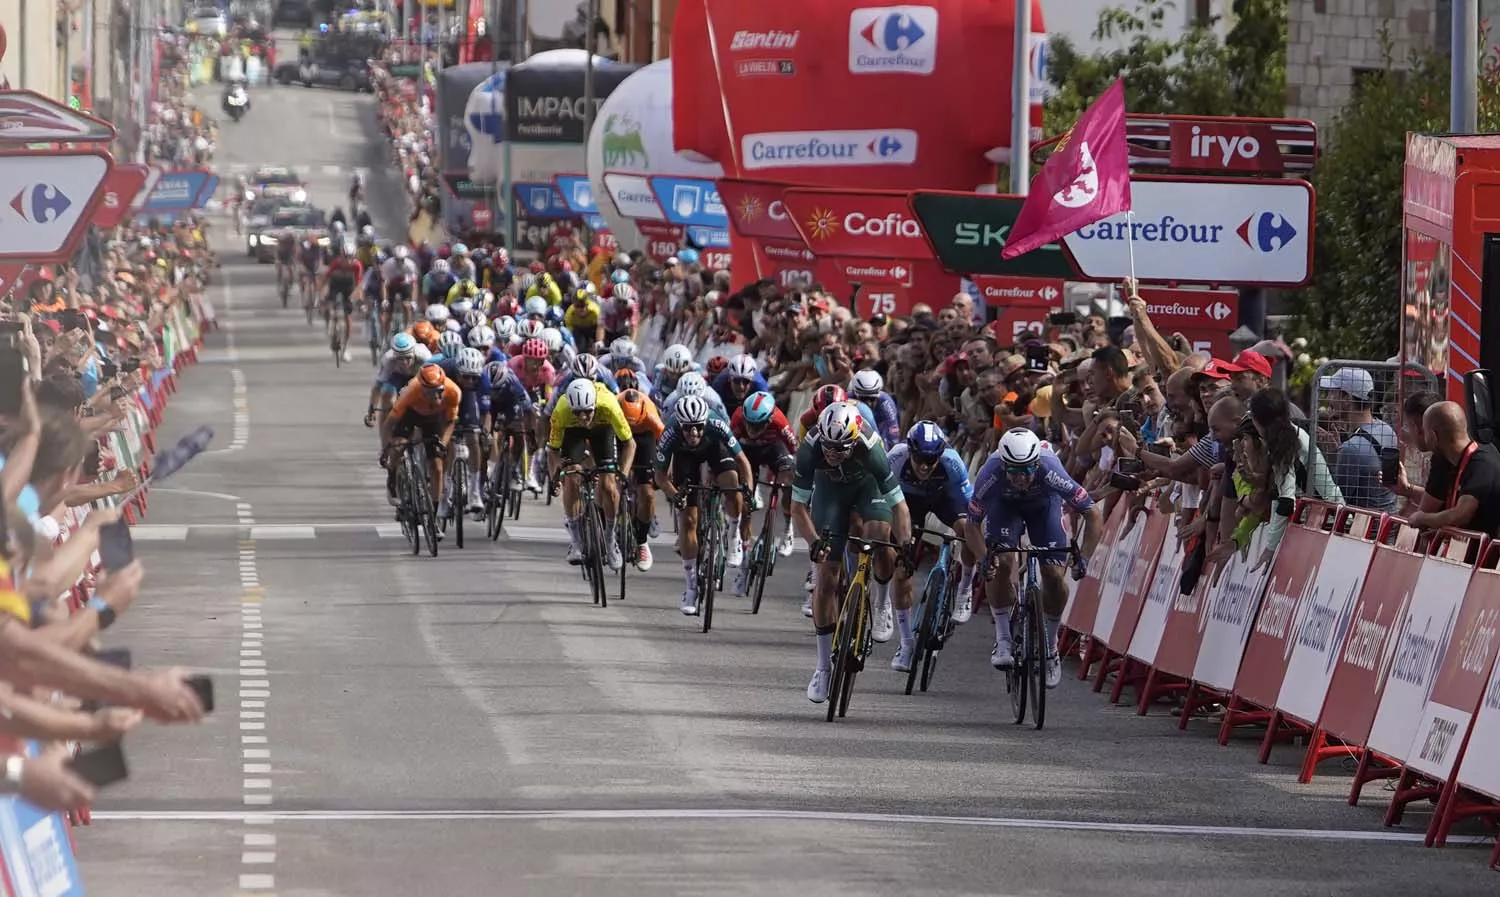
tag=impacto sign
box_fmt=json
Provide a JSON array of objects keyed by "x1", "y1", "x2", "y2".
[{"x1": 1061, "y1": 178, "x2": 1315, "y2": 287}]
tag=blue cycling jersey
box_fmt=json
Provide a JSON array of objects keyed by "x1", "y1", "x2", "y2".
[
  {"x1": 662, "y1": 388, "x2": 728, "y2": 425},
  {"x1": 488, "y1": 373, "x2": 533, "y2": 420},
  {"x1": 437, "y1": 358, "x2": 492, "y2": 419},
  {"x1": 888, "y1": 443, "x2": 972, "y2": 507},
  {"x1": 710, "y1": 370, "x2": 770, "y2": 411},
  {"x1": 543, "y1": 370, "x2": 620, "y2": 415},
  {"x1": 486, "y1": 347, "x2": 510, "y2": 366},
  {"x1": 860, "y1": 391, "x2": 902, "y2": 449},
  {"x1": 969, "y1": 448, "x2": 1093, "y2": 520}
]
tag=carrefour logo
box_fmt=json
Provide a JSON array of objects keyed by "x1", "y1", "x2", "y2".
[
  {"x1": 1237, "y1": 212, "x2": 1298, "y2": 253},
  {"x1": 849, "y1": 6, "x2": 938, "y2": 75},
  {"x1": 741, "y1": 129, "x2": 919, "y2": 170}
]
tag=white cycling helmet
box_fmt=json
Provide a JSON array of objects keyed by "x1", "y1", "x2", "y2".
[
  {"x1": 463, "y1": 309, "x2": 486, "y2": 329},
  {"x1": 851, "y1": 369, "x2": 884, "y2": 398},
  {"x1": 571, "y1": 353, "x2": 601, "y2": 380},
  {"x1": 612, "y1": 283, "x2": 638, "y2": 304},
  {"x1": 516, "y1": 273, "x2": 537, "y2": 295},
  {"x1": 675, "y1": 394, "x2": 710, "y2": 426},
  {"x1": 438, "y1": 330, "x2": 465, "y2": 358},
  {"x1": 413, "y1": 345, "x2": 433, "y2": 364},
  {"x1": 817, "y1": 402, "x2": 864, "y2": 449},
  {"x1": 662, "y1": 344, "x2": 694, "y2": 374},
  {"x1": 998, "y1": 427, "x2": 1043, "y2": 467},
  {"x1": 541, "y1": 328, "x2": 563, "y2": 353},
  {"x1": 456, "y1": 347, "x2": 485, "y2": 377},
  {"x1": 524, "y1": 296, "x2": 548, "y2": 317},
  {"x1": 431, "y1": 258, "x2": 450, "y2": 276},
  {"x1": 727, "y1": 355, "x2": 758, "y2": 381},
  {"x1": 445, "y1": 319, "x2": 462, "y2": 333},
  {"x1": 450, "y1": 298, "x2": 473, "y2": 316},
  {"x1": 493, "y1": 317, "x2": 518, "y2": 342},
  {"x1": 565, "y1": 378, "x2": 597, "y2": 412},
  {"x1": 485, "y1": 360, "x2": 508, "y2": 383},
  {"x1": 675, "y1": 372, "x2": 708, "y2": 397},
  {"x1": 519, "y1": 320, "x2": 545, "y2": 340},
  {"x1": 468, "y1": 325, "x2": 496, "y2": 349},
  {"x1": 425, "y1": 304, "x2": 451, "y2": 326},
  {"x1": 609, "y1": 337, "x2": 637, "y2": 360}
]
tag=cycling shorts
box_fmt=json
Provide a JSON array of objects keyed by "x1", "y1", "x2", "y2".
[
  {"x1": 559, "y1": 426, "x2": 619, "y2": 468},
  {"x1": 668, "y1": 448, "x2": 738, "y2": 488},
  {"x1": 630, "y1": 430, "x2": 657, "y2": 486},
  {"x1": 456, "y1": 390, "x2": 484, "y2": 430},
  {"x1": 743, "y1": 441, "x2": 794, "y2": 477},
  {"x1": 808, "y1": 472, "x2": 902, "y2": 559},
  {"x1": 326, "y1": 275, "x2": 357, "y2": 312},
  {"x1": 906, "y1": 491, "x2": 969, "y2": 532},
  {"x1": 984, "y1": 495, "x2": 1071, "y2": 566},
  {"x1": 392, "y1": 408, "x2": 445, "y2": 452}
]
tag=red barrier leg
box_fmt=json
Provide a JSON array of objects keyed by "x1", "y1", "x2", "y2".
[
  {"x1": 1384, "y1": 768, "x2": 1442, "y2": 828},
  {"x1": 1090, "y1": 649, "x2": 1119, "y2": 693},
  {"x1": 1348, "y1": 750, "x2": 1402, "y2": 806}
]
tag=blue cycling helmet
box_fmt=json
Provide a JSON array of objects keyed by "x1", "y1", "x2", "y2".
[
  {"x1": 742, "y1": 391, "x2": 775, "y2": 425},
  {"x1": 390, "y1": 333, "x2": 417, "y2": 356},
  {"x1": 610, "y1": 269, "x2": 630, "y2": 285},
  {"x1": 906, "y1": 420, "x2": 947, "y2": 460},
  {"x1": 677, "y1": 248, "x2": 700, "y2": 265},
  {"x1": 544, "y1": 306, "x2": 565, "y2": 327}
]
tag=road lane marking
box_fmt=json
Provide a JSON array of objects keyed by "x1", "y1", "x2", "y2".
[{"x1": 237, "y1": 530, "x2": 275, "y2": 892}]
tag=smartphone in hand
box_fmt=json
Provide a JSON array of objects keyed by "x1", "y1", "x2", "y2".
[
  {"x1": 185, "y1": 675, "x2": 215, "y2": 713},
  {"x1": 98, "y1": 521, "x2": 135, "y2": 573},
  {"x1": 68, "y1": 742, "x2": 129, "y2": 788}
]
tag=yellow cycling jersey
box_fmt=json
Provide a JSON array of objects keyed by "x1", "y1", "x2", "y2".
[
  {"x1": 548, "y1": 381, "x2": 633, "y2": 449},
  {"x1": 356, "y1": 245, "x2": 379, "y2": 268},
  {"x1": 446, "y1": 280, "x2": 480, "y2": 305},
  {"x1": 527, "y1": 278, "x2": 563, "y2": 307},
  {"x1": 564, "y1": 300, "x2": 601, "y2": 330}
]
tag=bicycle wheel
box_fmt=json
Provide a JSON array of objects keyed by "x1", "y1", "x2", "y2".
[
  {"x1": 397, "y1": 462, "x2": 420, "y2": 555},
  {"x1": 488, "y1": 443, "x2": 510, "y2": 540},
  {"x1": 333, "y1": 305, "x2": 345, "y2": 367},
  {"x1": 829, "y1": 577, "x2": 866, "y2": 721},
  {"x1": 451, "y1": 455, "x2": 467, "y2": 549},
  {"x1": 617, "y1": 497, "x2": 635, "y2": 603},
  {"x1": 1008, "y1": 604, "x2": 1028, "y2": 724},
  {"x1": 748, "y1": 533, "x2": 769, "y2": 615},
  {"x1": 589, "y1": 506, "x2": 609, "y2": 608},
  {"x1": 1027, "y1": 583, "x2": 1047, "y2": 730},
  {"x1": 698, "y1": 495, "x2": 718, "y2": 633},
  {"x1": 907, "y1": 570, "x2": 944, "y2": 696},
  {"x1": 419, "y1": 465, "x2": 440, "y2": 558}
]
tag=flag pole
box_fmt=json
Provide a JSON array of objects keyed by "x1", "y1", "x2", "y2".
[{"x1": 1009, "y1": 0, "x2": 1032, "y2": 196}]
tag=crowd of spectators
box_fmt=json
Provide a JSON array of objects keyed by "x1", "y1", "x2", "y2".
[{"x1": 0, "y1": 52, "x2": 213, "y2": 817}]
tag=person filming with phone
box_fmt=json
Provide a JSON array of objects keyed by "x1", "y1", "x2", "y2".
[{"x1": 1407, "y1": 401, "x2": 1500, "y2": 537}]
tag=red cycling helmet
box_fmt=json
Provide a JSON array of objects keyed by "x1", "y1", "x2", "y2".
[
  {"x1": 812, "y1": 384, "x2": 847, "y2": 413},
  {"x1": 522, "y1": 338, "x2": 548, "y2": 359},
  {"x1": 705, "y1": 355, "x2": 729, "y2": 377}
]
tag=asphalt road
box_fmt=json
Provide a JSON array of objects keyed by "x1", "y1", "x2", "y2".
[{"x1": 68, "y1": 77, "x2": 1500, "y2": 896}]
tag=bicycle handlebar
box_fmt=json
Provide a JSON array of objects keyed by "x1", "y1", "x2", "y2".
[
  {"x1": 912, "y1": 526, "x2": 966, "y2": 545},
  {"x1": 817, "y1": 531, "x2": 906, "y2": 553}
]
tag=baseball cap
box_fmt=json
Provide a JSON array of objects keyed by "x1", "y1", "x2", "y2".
[
  {"x1": 1319, "y1": 367, "x2": 1376, "y2": 400},
  {"x1": 1192, "y1": 359, "x2": 1231, "y2": 381},
  {"x1": 1222, "y1": 349, "x2": 1274, "y2": 379}
]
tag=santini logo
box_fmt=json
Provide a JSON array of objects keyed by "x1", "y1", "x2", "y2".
[
  {"x1": 741, "y1": 129, "x2": 918, "y2": 170},
  {"x1": 849, "y1": 6, "x2": 938, "y2": 75},
  {"x1": 730, "y1": 30, "x2": 800, "y2": 51}
]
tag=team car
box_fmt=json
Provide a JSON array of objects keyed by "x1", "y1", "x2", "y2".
[
  {"x1": 247, "y1": 167, "x2": 307, "y2": 204},
  {"x1": 250, "y1": 206, "x2": 329, "y2": 262}
]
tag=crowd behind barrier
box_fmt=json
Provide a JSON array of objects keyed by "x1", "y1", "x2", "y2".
[{"x1": 0, "y1": 41, "x2": 217, "y2": 891}]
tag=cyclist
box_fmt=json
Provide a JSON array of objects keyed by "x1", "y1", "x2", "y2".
[
  {"x1": 564, "y1": 287, "x2": 603, "y2": 349},
  {"x1": 380, "y1": 245, "x2": 419, "y2": 339},
  {"x1": 447, "y1": 277, "x2": 481, "y2": 309},
  {"x1": 355, "y1": 226, "x2": 380, "y2": 269},
  {"x1": 408, "y1": 320, "x2": 441, "y2": 355},
  {"x1": 548, "y1": 378, "x2": 636, "y2": 570},
  {"x1": 662, "y1": 371, "x2": 728, "y2": 426},
  {"x1": 434, "y1": 329, "x2": 465, "y2": 365},
  {"x1": 730, "y1": 390, "x2": 798, "y2": 597},
  {"x1": 652, "y1": 344, "x2": 698, "y2": 405},
  {"x1": 485, "y1": 360, "x2": 539, "y2": 492},
  {"x1": 541, "y1": 327, "x2": 575, "y2": 372},
  {"x1": 433, "y1": 347, "x2": 492, "y2": 518},
  {"x1": 274, "y1": 229, "x2": 298, "y2": 294},
  {"x1": 318, "y1": 241, "x2": 362, "y2": 362},
  {"x1": 491, "y1": 317, "x2": 519, "y2": 360},
  {"x1": 423, "y1": 258, "x2": 456, "y2": 306},
  {"x1": 381, "y1": 363, "x2": 459, "y2": 522},
  {"x1": 450, "y1": 243, "x2": 477, "y2": 283},
  {"x1": 851, "y1": 369, "x2": 901, "y2": 449},
  {"x1": 599, "y1": 337, "x2": 646, "y2": 377},
  {"x1": 349, "y1": 170, "x2": 364, "y2": 209},
  {"x1": 543, "y1": 353, "x2": 619, "y2": 416},
  {"x1": 526, "y1": 269, "x2": 562, "y2": 306},
  {"x1": 705, "y1": 356, "x2": 729, "y2": 380},
  {"x1": 712, "y1": 355, "x2": 768, "y2": 415},
  {"x1": 965, "y1": 428, "x2": 1104, "y2": 689},
  {"x1": 617, "y1": 388, "x2": 665, "y2": 571},
  {"x1": 796, "y1": 384, "x2": 877, "y2": 442},
  {"x1": 653, "y1": 394, "x2": 756, "y2": 614},
  {"x1": 297, "y1": 234, "x2": 324, "y2": 306},
  {"x1": 791, "y1": 402, "x2": 910, "y2": 704},
  {"x1": 887, "y1": 421, "x2": 980, "y2": 673},
  {"x1": 602, "y1": 283, "x2": 638, "y2": 344},
  {"x1": 366, "y1": 332, "x2": 427, "y2": 434}
]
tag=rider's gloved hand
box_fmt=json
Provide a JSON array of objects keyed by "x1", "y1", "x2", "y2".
[
  {"x1": 983, "y1": 552, "x2": 1001, "y2": 581},
  {"x1": 809, "y1": 538, "x2": 831, "y2": 564},
  {"x1": 1071, "y1": 554, "x2": 1089, "y2": 583},
  {"x1": 672, "y1": 490, "x2": 691, "y2": 511},
  {"x1": 740, "y1": 485, "x2": 761, "y2": 512},
  {"x1": 364, "y1": 408, "x2": 377, "y2": 428}
]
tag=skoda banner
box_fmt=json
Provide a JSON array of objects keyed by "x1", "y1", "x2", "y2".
[{"x1": 908, "y1": 191, "x2": 1072, "y2": 278}]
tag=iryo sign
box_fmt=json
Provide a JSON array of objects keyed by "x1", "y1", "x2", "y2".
[
  {"x1": 1171, "y1": 121, "x2": 1285, "y2": 173},
  {"x1": 781, "y1": 188, "x2": 934, "y2": 260}
]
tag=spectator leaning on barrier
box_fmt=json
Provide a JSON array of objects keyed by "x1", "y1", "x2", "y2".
[
  {"x1": 1409, "y1": 401, "x2": 1500, "y2": 537},
  {"x1": 1317, "y1": 366, "x2": 1398, "y2": 512},
  {"x1": 1392, "y1": 390, "x2": 1442, "y2": 514}
]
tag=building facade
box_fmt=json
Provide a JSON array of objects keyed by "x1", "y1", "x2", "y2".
[{"x1": 1285, "y1": 0, "x2": 1447, "y2": 125}]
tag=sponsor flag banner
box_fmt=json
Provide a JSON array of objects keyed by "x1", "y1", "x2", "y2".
[
  {"x1": 781, "y1": 188, "x2": 935, "y2": 261},
  {"x1": 1135, "y1": 287, "x2": 1239, "y2": 329},
  {"x1": 971, "y1": 275, "x2": 1064, "y2": 307},
  {"x1": 1004, "y1": 78, "x2": 1131, "y2": 259},
  {"x1": 838, "y1": 259, "x2": 914, "y2": 286},
  {"x1": 909, "y1": 191, "x2": 1074, "y2": 278},
  {"x1": 717, "y1": 178, "x2": 803, "y2": 241},
  {"x1": 1062, "y1": 178, "x2": 1315, "y2": 287}
]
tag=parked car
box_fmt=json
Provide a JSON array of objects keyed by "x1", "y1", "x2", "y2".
[{"x1": 187, "y1": 5, "x2": 229, "y2": 35}]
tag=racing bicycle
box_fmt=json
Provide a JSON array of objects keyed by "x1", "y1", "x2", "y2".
[
  {"x1": 445, "y1": 426, "x2": 481, "y2": 549},
  {"x1": 990, "y1": 540, "x2": 1083, "y2": 731},
  {"x1": 615, "y1": 481, "x2": 637, "y2": 603},
  {"x1": 682, "y1": 484, "x2": 730, "y2": 633},
  {"x1": 391, "y1": 438, "x2": 439, "y2": 557},
  {"x1": 821, "y1": 531, "x2": 905, "y2": 722},
  {"x1": 557, "y1": 465, "x2": 611, "y2": 608},
  {"x1": 740, "y1": 478, "x2": 783, "y2": 615},
  {"x1": 905, "y1": 528, "x2": 966, "y2": 696}
]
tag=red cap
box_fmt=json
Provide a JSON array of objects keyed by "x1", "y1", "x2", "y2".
[
  {"x1": 1193, "y1": 359, "x2": 1231, "y2": 381},
  {"x1": 1222, "y1": 349, "x2": 1273, "y2": 378}
]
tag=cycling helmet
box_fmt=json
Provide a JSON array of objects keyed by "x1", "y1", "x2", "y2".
[
  {"x1": 615, "y1": 368, "x2": 639, "y2": 391},
  {"x1": 393, "y1": 244, "x2": 410, "y2": 260},
  {"x1": 851, "y1": 369, "x2": 884, "y2": 399},
  {"x1": 906, "y1": 420, "x2": 947, "y2": 460},
  {"x1": 524, "y1": 296, "x2": 548, "y2": 317},
  {"x1": 612, "y1": 283, "x2": 638, "y2": 303},
  {"x1": 816, "y1": 403, "x2": 863, "y2": 449},
  {"x1": 417, "y1": 364, "x2": 446, "y2": 390},
  {"x1": 522, "y1": 338, "x2": 548, "y2": 359},
  {"x1": 677, "y1": 248, "x2": 700, "y2": 265},
  {"x1": 456, "y1": 348, "x2": 485, "y2": 377},
  {"x1": 485, "y1": 360, "x2": 508, "y2": 383},
  {"x1": 728, "y1": 355, "x2": 758, "y2": 381},
  {"x1": 493, "y1": 317, "x2": 518, "y2": 342},
  {"x1": 610, "y1": 269, "x2": 630, "y2": 285},
  {"x1": 425, "y1": 304, "x2": 451, "y2": 326},
  {"x1": 613, "y1": 252, "x2": 631, "y2": 268},
  {"x1": 450, "y1": 298, "x2": 473, "y2": 317},
  {"x1": 431, "y1": 258, "x2": 450, "y2": 276},
  {"x1": 998, "y1": 427, "x2": 1043, "y2": 467},
  {"x1": 438, "y1": 330, "x2": 465, "y2": 358},
  {"x1": 618, "y1": 389, "x2": 649, "y2": 425},
  {"x1": 742, "y1": 391, "x2": 775, "y2": 425},
  {"x1": 411, "y1": 321, "x2": 437, "y2": 344},
  {"x1": 812, "y1": 384, "x2": 847, "y2": 413},
  {"x1": 390, "y1": 333, "x2": 417, "y2": 357},
  {"x1": 341, "y1": 241, "x2": 357, "y2": 257},
  {"x1": 359, "y1": 224, "x2": 375, "y2": 242},
  {"x1": 571, "y1": 353, "x2": 601, "y2": 380},
  {"x1": 662, "y1": 344, "x2": 694, "y2": 374},
  {"x1": 413, "y1": 345, "x2": 433, "y2": 364},
  {"x1": 445, "y1": 319, "x2": 463, "y2": 333},
  {"x1": 675, "y1": 394, "x2": 710, "y2": 427},
  {"x1": 468, "y1": 325, "x2": 495, "y2": 349},
  {"x1": 706, "y1": 356, "x2": 729, "y2": 377},
  {"x1": 675, "y1": 372, "x2": 708, "y2": 397},
  {"x1": 536, "y1": 327, "x2": 559, "y2": 352},
  {"x1": 565, "y1": 378, "x2": 597, "y2": 412},
  {"x1": 519, "y1": 319, "x2": 544, "y2": 340},
  {"x1": 544, "y1": 306, "x2": 565, "y2": 328},
  {"x1": 452, "y1": 243, "x2": 469, "y2": 255},
  {"x1": 571, "y1": 287, "x2": 591, "y2": 304},
  {"x1": 609, "y1": 337, "x2": 637, "y2": 360},
  {"x1": 463, "y1": 309, "x2": 486, "y2": 329}
]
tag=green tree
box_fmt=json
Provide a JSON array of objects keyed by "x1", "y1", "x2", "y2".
[{"x1": 1295, "y1": 31, "x2": 1500, "y2": 359}]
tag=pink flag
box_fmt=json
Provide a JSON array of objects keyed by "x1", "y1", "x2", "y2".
[{"x1": 1002, "y1": 79, "x2": 1132, "y2": 259}]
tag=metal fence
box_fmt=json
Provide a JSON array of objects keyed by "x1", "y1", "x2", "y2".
[{"x1": 1304, "y1": 359, "x2": 1439, "y2": 512}]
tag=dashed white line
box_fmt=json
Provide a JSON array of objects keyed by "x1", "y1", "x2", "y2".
[
  {"x1": 237, "y1": 535, "x2": 276, "y2": 893},
  {"x1": 209, "y1": 272, "x2": 250, "y2": 457}
]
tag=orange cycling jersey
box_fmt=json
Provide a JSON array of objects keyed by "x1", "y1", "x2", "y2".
[
  {"x1": 621, "y1": 394, "x2": 666, "y2": 438},
  {"x1": 391, "y1": 378, "x2": 460, "y2": 421}
]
